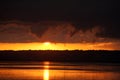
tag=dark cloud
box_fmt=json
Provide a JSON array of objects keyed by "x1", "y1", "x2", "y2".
[
  {"x1": 0, "y1": 0, "x2": 119, "y2": 40},
  {"x1": 30, "y1": 22, "x2": 52, "y2": 38},
  {"x1": 0, "y1": 22, "x2": 39, "y2": 43},
  {"x1": 0, "y1": 21, "x2": 120, "y2": 43},
  {"x1": 97, "y1": 23, "x2": 120, "y2": 39}
]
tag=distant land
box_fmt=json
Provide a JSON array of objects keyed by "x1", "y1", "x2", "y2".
[{"x1": 0, "y1": 50, "x2": 120, "y2": 63}]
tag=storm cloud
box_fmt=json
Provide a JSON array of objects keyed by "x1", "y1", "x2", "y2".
[
  {"x1": 0, "y1": 21, "x2": 119, "y2": 44},
  {"x1": 0, "y1": 22, "x2": 39, "y2": 43},
  {"x1": 0, "y1": 0, "x2": 119, "y2": 41}
]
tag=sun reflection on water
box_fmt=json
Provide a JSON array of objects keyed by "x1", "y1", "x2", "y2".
[{"x1": 43, "y1": 62, "x2": 50, "y2": 80}]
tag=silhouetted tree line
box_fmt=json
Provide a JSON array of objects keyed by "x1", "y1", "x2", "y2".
[{"x1": 0, "y1": 50, "x2": 120, "y2": 63}]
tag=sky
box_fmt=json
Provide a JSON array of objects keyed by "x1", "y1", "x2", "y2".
[{"x1": 0, "y1": 0, "x2": 120, "y2": 50}]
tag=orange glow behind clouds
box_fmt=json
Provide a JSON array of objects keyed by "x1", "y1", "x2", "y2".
[{"x1": 0, "y1": 42, "x2": 117, "y2": 50}]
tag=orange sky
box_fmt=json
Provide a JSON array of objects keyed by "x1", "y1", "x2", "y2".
[{"x1": 0, "y1": 42, "x2": 118, "y2": 51}]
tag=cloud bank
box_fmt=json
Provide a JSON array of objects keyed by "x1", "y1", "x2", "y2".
[{"x1": 0, "y1": 21, "x2": 119, "y2": 43}]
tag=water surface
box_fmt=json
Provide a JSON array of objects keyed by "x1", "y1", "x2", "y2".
[{"x1": 0, "y1": 62, "x2": 120, "y2": 80}]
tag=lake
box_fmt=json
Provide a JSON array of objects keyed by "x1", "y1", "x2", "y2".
[{"x1": 0, "y1": 62, "x2": 120, "y2": 80}]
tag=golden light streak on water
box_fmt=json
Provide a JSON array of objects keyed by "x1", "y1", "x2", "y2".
[{"x1": 43, "y1": 62, "x2": 50, "y2": 80}]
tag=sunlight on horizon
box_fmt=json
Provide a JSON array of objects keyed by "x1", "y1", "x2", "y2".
[
  {"x1": 44, "y1": 42, "x2": 51, "y2": 46},
  {"x1": 0, "y1": 42, "x2": 116, "y2": 51}
]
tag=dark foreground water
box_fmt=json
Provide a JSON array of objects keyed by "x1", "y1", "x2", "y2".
[{"x1": 0, "y1": 62, "x2": 120, "y2": 80}]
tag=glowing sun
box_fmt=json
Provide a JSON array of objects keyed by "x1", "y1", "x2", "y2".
[{"x1": 44, "y1": 42, "x2": 51, "y2": 46}]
